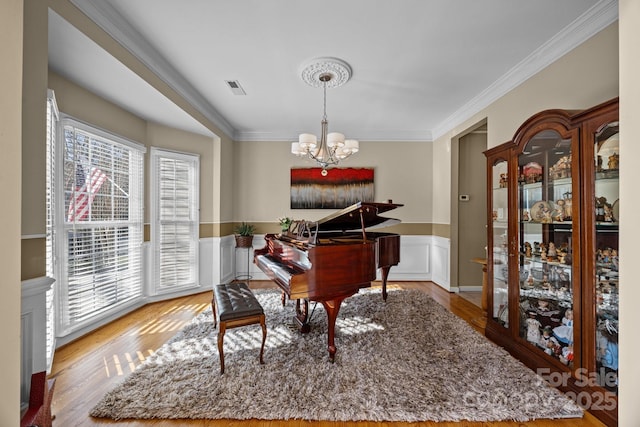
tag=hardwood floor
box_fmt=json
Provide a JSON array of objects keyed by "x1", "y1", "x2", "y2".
[{"x1": 49, "y1": 281, "x2": 604, "y2": 427}]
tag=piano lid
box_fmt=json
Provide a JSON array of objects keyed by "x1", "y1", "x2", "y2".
[{"x1": 315, "y1": 202, "x2": 403, "y2": 232}]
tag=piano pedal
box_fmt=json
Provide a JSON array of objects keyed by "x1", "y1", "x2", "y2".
[{"x1": 289, "y1": 318, "x2": 312, "y2": 333}]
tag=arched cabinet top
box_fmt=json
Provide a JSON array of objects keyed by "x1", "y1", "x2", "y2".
[{"x1": 511, "y1": 109, "x2": 576, "y2": 151}]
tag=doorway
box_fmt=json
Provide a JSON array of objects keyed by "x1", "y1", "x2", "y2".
[{"x1": 450, "y1": 121, "x2": 487, "y2": 299}]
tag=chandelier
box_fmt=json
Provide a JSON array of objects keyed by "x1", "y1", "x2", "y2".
[{"x1": 291, "y1": 58, "x2": 359, "y2": 176}]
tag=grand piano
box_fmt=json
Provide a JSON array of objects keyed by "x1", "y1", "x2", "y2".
[{"x1": 254, "y1": 201, "x2": 402, "y2": 361}]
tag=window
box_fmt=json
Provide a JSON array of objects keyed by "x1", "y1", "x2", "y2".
[
  {"x1": 54, "y1": 115, "x2": 146, "y2": 336},
  {"x1": 151, "y1": 148, "x2": 199, "y2": 294}
]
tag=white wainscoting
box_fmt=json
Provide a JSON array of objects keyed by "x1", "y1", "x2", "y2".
[
  {"x1": 199, "y1": 237, "x2": 214, "y2": 286},
  {"x1": 384, "y1": 235, "x2": 431, "y2": 281},
  {"x1": 21, "y1": 276, "x2": 55, "y2": 410},
  {"x1": 238, "y1": 234, "x2": 451, "y2": 291},
  {"x1": 431, "y1": 235, "x2": 452, "y2": 291},
  {"x1": 219, "y1": 235, "x2": 237, "y2": 284}
]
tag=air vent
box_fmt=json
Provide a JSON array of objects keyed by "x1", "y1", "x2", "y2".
[{"x1": 225, "y1": 80, "x2": 246, "y2": 95}]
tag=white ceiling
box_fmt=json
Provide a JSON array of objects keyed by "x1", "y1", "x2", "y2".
[{"x1": 48, "y1": 0, "x2": 617, "y2": 142}]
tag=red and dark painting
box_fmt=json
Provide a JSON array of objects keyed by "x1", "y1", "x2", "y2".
[{"x1": 290, "y1": 167, "x2": 375, "y2": 209}]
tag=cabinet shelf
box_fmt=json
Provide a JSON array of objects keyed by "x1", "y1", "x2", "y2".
[
  {"x1": 547, "y1": 176, "x2": 572, "y2": 186},
  {"x1": 596, "y1": 222, "x2": 619, "y2": 228},
  {"x1": 520, "y1": 220, "x2": 573, "y2": 226},
  {"x1": 520, "y1": 254, "x2": 572, "y2": 267},
  {"x1": 519, "y1": 182, "x2": 542, "y2": 190},
  {"x1": 519, "y1": 287, "x2": 573, "y2": 306},
  {"x1": 596, "y1": 170, "x2": 619, "y2": 180}
]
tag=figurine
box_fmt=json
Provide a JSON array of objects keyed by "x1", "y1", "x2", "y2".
[
  {"x1": 555, "y1": 200, "x2": 565, "y2": 222},
  {"x1": 597, "y1": 320, "x2": 619, "y2": 382},
  {"x1": 560, "y1": 344, "x2": 574, "y2": 365},
  {"x1": 537, "y1": 299, "x2": 550, "y2": 312},
  {"x1": 524, "y1": 242, "x2": 532, "y2": 258},
  {"x1": 499, "y1": 173, "x2": 508, "y2": 188},
  {"x1": 522, "y1": 210, "x2": 530, "y2": 222},
  {"x1": 553, "y1": 309, "x2": 574, "y2": 345},
  {"x1": 526, "y1": 312, "x2": 542, "y2": 345},
  {"x1": 558, "y1": 270, "x2": 569, "y2": 283},
  {"x1": 595, "y1": 197, "x2": 608, "y2": 222},
  {"x1": 526, "y1": 273, "x2": 535, "y2": 287},
  {"x1": 562, "y1": 193, "x2": 573, "y2": 219},
  {"x1": 549, "y1": 154, "x2": 572, "y2": 179},
  {"x1": 598, "y1": 248, "x2": 612, "y2": 264},
  {"x1": 541, "y1": 205, "x2": 553, "y2": 223},
  {"x1": 604, "y1": 204, "x2": 614, "y2": 222},
  {"x1": 547, "y1": 242, "x2": 557, "y2": 259},
  {"x1": 539, "y1": 326, "x2": 555, "y2": 353},
  {"x1": 548, "y1": 337, "x2": 563, "y2": 357}
]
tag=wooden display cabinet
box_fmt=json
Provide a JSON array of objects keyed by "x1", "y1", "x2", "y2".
[{"x1": 484, "y1": 98, "x2": 619, "y2": 427}]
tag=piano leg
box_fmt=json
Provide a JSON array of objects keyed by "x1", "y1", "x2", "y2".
[
  {"x1": 320, "y1": 294, "x2": 352, "y2": 362},
  {"x1": 380, "y1": 266, "x2": 391, "y2": 301},
  {"x1": 294, "y1": 298, "x2": 311, "y2": 333}
]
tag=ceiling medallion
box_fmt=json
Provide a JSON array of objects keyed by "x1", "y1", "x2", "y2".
[{"x1": 300, "y1": 57, "x2": 352, "y2": 88}]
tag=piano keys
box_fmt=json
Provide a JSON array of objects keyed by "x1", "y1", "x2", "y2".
[{"x1": 254, "y1": 201, "x2": 402, "y2": 361}]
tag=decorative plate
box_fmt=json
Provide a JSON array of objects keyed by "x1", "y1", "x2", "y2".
[
  {"x1": 612, "y1": 199, "x2": 619, "y2": 222},
  {"x1": 529, "y1": 201, "x2": 554, "y2": 223}
]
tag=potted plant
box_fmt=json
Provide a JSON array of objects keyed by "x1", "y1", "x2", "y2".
[
  {"x1": 278, "y1": 216, "x2": 293, "y2": 232},
  {"x1": 233, "y1": 222, "x2": 255, "y2": 248}
]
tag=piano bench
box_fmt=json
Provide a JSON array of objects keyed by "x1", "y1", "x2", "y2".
[{"x1": 212, "y1": 282, "x2": 267, "y2": 374}]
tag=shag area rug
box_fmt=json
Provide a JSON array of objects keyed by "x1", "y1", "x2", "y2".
[{"x1": 90, "y1": 288, "x2": 583, "y2": 422}]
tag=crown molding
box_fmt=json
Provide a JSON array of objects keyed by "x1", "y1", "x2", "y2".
[
  {"x1": 234, "y1": 129, "x2": 433, "y2": 142},
  {"x1": 432, "y1": 0, "x2": 618, "y2": 140},
  {"x1": 69, "y1": 0, "x2": 235, "y2": 139}
]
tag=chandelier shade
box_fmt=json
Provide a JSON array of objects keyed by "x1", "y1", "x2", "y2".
[{"x1": 291, "y1": 58, "x2": 359, "y2": 175}]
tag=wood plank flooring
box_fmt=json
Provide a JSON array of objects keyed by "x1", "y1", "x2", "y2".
[{"x1": 49, "y1": 281, "x2": 605, "y2": 427}]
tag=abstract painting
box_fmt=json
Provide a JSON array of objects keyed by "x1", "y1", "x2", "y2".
[{"x1": 290, "y1": 167, "x2": 374, "y2": 209}]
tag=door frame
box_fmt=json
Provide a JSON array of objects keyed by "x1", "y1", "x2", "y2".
[{"x1": 449, "y1": 118, "x2": 487, "y2": 291}]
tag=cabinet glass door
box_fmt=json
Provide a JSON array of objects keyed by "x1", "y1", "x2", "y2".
[
  {"x1": 517, "y1": 130, "x2": 575, "y2": 367},
  {"x1": 491, "y1": 160, "x2": 509, "y2": 327},
  {"x1": 593, "y1": 122, "x2": 619, "y2": 394}
]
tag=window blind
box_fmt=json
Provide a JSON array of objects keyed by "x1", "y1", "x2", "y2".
[
  {"x1": 151, "y1": 148, "x2": 199, "y2": 293},
  {"x1": 57, "y1": 116, "x2": 145, "y2": 335}
]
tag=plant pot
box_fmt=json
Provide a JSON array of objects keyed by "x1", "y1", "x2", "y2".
[{"x1": 235, "y1": 235, "x2": 253, "y2": 248}]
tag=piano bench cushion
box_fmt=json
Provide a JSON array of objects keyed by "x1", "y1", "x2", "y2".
[{"x1": 213, "y1": 282, "x2": 264, "y2": 322}]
